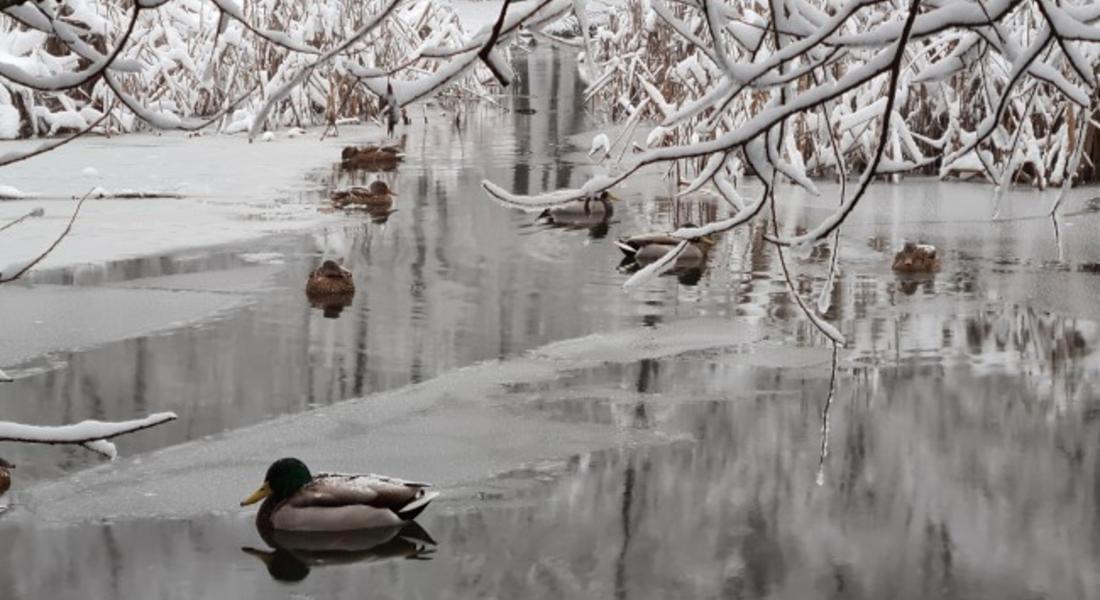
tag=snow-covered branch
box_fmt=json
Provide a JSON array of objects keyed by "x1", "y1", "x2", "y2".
[
  {"x1": 0, "y1": 412, "x2": 177, "y2": 459},
  {"x1": 0, "y1": 0, "x2": 570, "y2": 146}
]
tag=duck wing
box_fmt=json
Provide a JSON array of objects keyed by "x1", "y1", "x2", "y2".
[
  {"x1": 291, "y1": 474, "x2": 433, "y2": 512},
  {"x1": 626, "y1": 232, "x2": 683, "y2": 246}
]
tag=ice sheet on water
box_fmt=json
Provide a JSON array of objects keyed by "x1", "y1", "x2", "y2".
[
  {"x1": 0, "y1": 128, "x2": 383, "y2": 274},
  {"x1": 0, "y1": 285, "x2": 250, "y2": 366},
  {"x1": 17, "y1": 317, "x2": 780, "y2": 524}
]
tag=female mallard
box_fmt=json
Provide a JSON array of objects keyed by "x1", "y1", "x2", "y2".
[
  {"x1": 305, "y1": 260, "x2": 354, "y2": 297},
  {"x1": 331, "y1": 181, "x2": 395, "y2": 210},
  {"x1": 0, "y1": 458, "x2": 13, "y2": 497},
  {"x1": 240, "y1": 457, "x2": 439, "y2": 531},
  {"x1": 341, "y1": 145, "x2": 404, "y2": 170},
  {"x1": 615, "y1": 223, "x2": 717, "y2": 266},
  {"x1": 892, "y1": 242, "x2": 940, "y2": 273}
]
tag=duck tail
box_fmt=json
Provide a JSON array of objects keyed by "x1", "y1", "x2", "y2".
[
  {"x1": 398, "y1": 490, "x2": 439, "y2": 520},
  {"x1": 614, "y1": 240, "x2": 637, "y2": 256}
]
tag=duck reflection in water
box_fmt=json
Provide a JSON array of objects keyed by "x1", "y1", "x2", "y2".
[
  {"x1": 536, "y1": 191, "x2": 616, "y2": 239},
  {"x1": 242, "y1": 521, "x2": 437, "y2": 583},
  {"x1": 615, "y1": 223, "x2": 717, "y2": 286},
  {"x1": 305, "y1": 260, "x2": 355, "y2": 318}
]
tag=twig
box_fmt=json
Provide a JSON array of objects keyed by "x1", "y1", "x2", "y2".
[
  {"x1": 0, "y1": 188, "x2": 92, "y2": 284},
  {"x1": 0, "y1": 207, "x2": 45, "y2": 234}
]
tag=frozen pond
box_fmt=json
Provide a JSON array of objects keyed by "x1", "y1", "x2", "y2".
[{"x1": 3, "y1": 46, "x2": 1100, "y2": 599}]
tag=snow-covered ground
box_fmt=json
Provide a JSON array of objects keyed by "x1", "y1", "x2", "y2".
[{"x1": 0, "y1": 127, "x2": 385, "y2": 277}]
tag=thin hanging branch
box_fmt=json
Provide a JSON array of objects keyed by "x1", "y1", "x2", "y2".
[
  {"x1": 0, "y1": 188, "x2": 91, "y2": 284},
  {"x1": 816, "y1": 343, "x2": 840, "y2": 486}
]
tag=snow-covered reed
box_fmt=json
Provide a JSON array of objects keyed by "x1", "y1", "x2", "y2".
[{"x1": 0, "y1": 0, "x2": 576, "y2": 141}]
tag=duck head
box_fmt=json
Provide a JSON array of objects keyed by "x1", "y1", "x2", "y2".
[
  {"x1": 317, "y1": 260, "x2": 347, "y2": 278},
  {"x1": 368, "y1": 180, "x2": 393, "y2": 196},
  {"x1": 241, "y1": 457, "x2": 313, "y2": 506},
  {"x1": 0, "y1": 458, "x2": 13, "y2": 471}
]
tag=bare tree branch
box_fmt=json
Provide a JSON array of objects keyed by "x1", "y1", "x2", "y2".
[{"x1": 0, "y1": 189, "x2": 91, "y2": 284}]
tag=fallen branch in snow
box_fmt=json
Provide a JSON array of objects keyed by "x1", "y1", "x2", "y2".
[
  {"x1": 0, "y1": 412, "x2": 177, "y2": 446},
  {"x1": 0, "y1": 188, "x2": 90, "y2": 284}
]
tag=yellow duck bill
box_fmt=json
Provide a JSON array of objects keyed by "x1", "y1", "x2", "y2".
[{"x1": 241, "y1": 482, "x2": 272, "y2": 506}]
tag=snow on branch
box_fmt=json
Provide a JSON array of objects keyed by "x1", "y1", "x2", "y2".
[
  {"x1": 0, "y1": 412, "x2": 177, "y2": 450},
  {"x1": 1, "y1": 0, "x2": 550, "y2": 150}
]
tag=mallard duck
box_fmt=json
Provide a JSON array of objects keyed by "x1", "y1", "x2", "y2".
[
  {"x1": 537, "y1": 191, "x2": 616, "y2": 238},
  {"x1": 305, "y1": 260, "x2": 354, "y2": 297},
  {"x1": 305, "y1": 261, "x2": 355, "y2": 318},
  {"x1": 615, "y1": 223, "x2": 717, "y2": 266},
  {"x1": 0, "y1": 458, "x2": 12, "y2": 497},
  {"x1": 242, "y1": 522, "x2": 436, "y2": 582},
  {"x1": 341, "y1": 144, "x2": 404, "y2": 170},
  {"x1": 331, "y1": 181, "x2": 395, "y2": 210},
  {"x1": 240, "y1": 457, "x2": 439, "y2": 531},
  {"x1": 892, "y1": 242, "x2": 941, "y2": 273}
]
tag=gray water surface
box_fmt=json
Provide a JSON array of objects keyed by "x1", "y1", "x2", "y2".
[{"x1": 2, "y1": 46, "x2": 1100, "y2": 599}]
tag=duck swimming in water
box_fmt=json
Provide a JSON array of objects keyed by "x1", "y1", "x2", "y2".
[
  {"x1": 0, "y1": 458, "x2": 13, "y2": 498},
  {"x1": 892, "y1": 242, "x2": 941, "y2": 273},
  {"x1": 305, "y1": 260, "x2": 354, "y2": 297},
  {"x1": 240, "y1": 457, "x2": 439, "y2": 531},
  {"x1": 340, "y1": 145, "x2": 404, "y2": 170},
  {"x1": 615, "y1": 223, "x2": 718, "y2": 266}
]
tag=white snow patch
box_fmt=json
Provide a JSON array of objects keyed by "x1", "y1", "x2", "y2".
[
  {"x1": 239, "y1": 252, "x2": 285, "y2": 264},
  {"x1": 0, "y1": 184, "x2": 29, "y2": 199},
  {"x1": 0, "y1": 105, "x2": 20, "y2": 140}
]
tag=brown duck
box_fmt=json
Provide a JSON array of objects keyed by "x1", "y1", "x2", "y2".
[
  {"x1": 892, "y1": 242, "x2": 941, "y2": 273},
  {"x1": 341, "y1": 145, "x2": 403, "y2": 170},
  {"x1": 0, "y1": 458, "x2": 13, "y2": 497},
  {"x1": 305, "y1": 261, "x2": 354, "y2": 318},
  {"x1": 331, "y1": 181, "x2": 395, "y2": 210},
  {"x1": 305, "y1": 260, "x2": 354, "y2": 297}
]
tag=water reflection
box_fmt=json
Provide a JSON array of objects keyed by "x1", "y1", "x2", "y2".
[{"x1": 242, "y1": 522, "x2": 436, "y2": 583}]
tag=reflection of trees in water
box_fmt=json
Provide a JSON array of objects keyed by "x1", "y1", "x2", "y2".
[{"x1": 394, "y1": 340, "x2": 1100, "y2": 599}]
